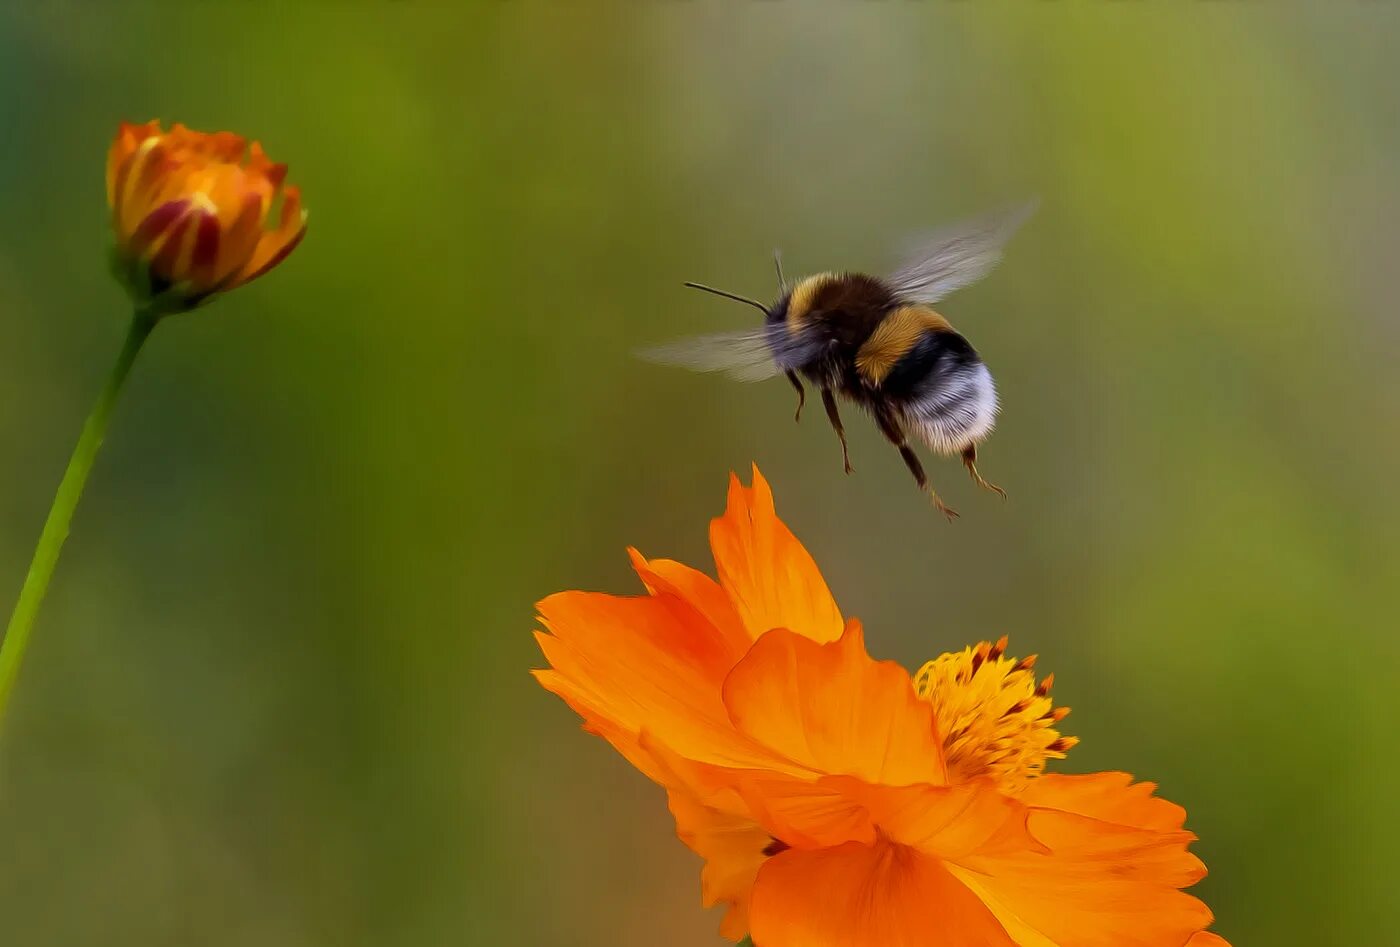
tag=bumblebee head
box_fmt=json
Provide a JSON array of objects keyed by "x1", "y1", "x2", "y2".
[{"x1": 765, "y1": 289, "x2": 791, "y2": 326}]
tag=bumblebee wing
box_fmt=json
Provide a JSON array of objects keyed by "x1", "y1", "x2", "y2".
[
  {"x1": 887, "y1": 201, "x2": 1036, "y2": 304},
  {"x1": 638, "y1": 325, "x2": 823, "y2": 382}
]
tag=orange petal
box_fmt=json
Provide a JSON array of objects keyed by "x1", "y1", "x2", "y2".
[
  {"x1": 629, "y1": 549, "x2": 750, "y2": 658},
  {"x1": 144, "y1": 199, "x2": 219, "y2": 290},
  {"x1": 529, "y1": 672, "x2": 683, "y2": 788},
  {"x1": 243, "y1": 141, "x2": 289, "y2": 191},
  {"x1": 106, "y1": 120, "x2": 160, "y2": 208},
  {"x1": 1185, "y1": 933, "x2": 1232, "y2": 947},
  {"x1": 106, "y1": 126, "x2": 137, "y2": 208},
  {"x1": 749, "y1": 840, "x2": 1015, "y2": 947},
  {"x1": 653, "y1": 769, "x2": 1037, "y2": 862},
  {"x1": 227, "y1": 186, "x2": 306, "y2": 288},
  {"x1": 205, "y1": 130, "x2": 246, "y2": 161},
  {"x1": 147, "y1": 212, "x2": 195, "y2": 282},
  {"x1": 1017, "y1": 772, "x2": 1188, "y2": 833},
  {"x1": 1021, "y1": 807, "x2": 1205, "y2": 888},
  {"x1": 249, "y1": 220, "x2": 307, "y2": 285},
  {"x1": 127, "y1": 200, "x2": 192, "y2": 259},
  {"x1": 192, "y1": 161, "x2": 259, "y2": 227},
  {"x1": 534, "y1": 592, "x2": 780, "y2": 770},
  {"x1": 212, "y1": 191, "x2": 266, "y2": 287},
  {"x1": 947, "y1": 801, "x2": 1214, "y2": 947},
  {"x1": 822, "y1": 776, "x2": 1040, "y2": 861},
  {"x1": 709, "y1": 467, "x2": 844, "y2": 643},
  {"x1": 721, "y1": 622, "x2": 948, "y2": 786},
  {"x1": 115, "y1": 137, "x2": 172, "y2": 240},
  {"x1": 732, "y1": 773, "x2": 877, "y2": 849},
  {"x1": 639, "y1": 730, "x2": 868, "y2": 850},
  {"x1": 185, "y1": 204, "x2": 222, "y2": 290},
  {"x1": 667, "y1": 786, "x2": 771, "y2": 943}
]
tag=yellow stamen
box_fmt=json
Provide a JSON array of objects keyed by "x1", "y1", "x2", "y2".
[{"x1": 913, "y1": 639, "x2": 1074, "y2": 790}]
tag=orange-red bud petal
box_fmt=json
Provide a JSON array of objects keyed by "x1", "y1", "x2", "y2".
[{"x1": 105, "y1": 119, "x2": 305, "y2": 314}]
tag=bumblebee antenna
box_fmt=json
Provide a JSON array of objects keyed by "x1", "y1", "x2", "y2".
[
  {"x1": 773, "y1": 249, "x2": 786, "y2": 292},
  {"x1": 683, "y1": 281, "x2": 770, "y2": 316}
]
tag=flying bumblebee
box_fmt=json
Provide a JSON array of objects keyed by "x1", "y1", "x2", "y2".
[{"x1": 644, "y1": 204, "x2": 1034, "y2": 520}]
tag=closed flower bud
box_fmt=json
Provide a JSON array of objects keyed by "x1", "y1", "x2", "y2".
[{"x1": 106, "y1": 120, "x2": 307, "y2": 315}]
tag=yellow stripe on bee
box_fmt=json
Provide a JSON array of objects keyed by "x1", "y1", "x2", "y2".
[
  {"x1": 786, "y1": 272, "x2": 836, "y2": 333},
  {"x1": 855, "y1": 305, "x2": 953, "y2": 385}
]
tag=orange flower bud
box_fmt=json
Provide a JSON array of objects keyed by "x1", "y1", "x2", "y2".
[{"x1": 106, "y1": 120, "x2": 307, "y2": 314}]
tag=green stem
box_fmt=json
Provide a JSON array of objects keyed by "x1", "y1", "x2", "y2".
[{"x1": 0, "y1": 311, "x2": 156, "y2": 728}]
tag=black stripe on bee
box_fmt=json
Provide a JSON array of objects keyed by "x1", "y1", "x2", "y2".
[{"x1": 880, "y1": 329, "x2": 981, "y2": 399}]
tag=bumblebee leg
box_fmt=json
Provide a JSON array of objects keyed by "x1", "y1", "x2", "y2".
[
  {"x1": 873, "y1": 406, "x2": 957, "y2": 521},
  {"x1": 786, "y1": 371, "x2": 806, "y2": 423},
  {"x1": 821, "y1": 387, "x2": 854, "y2": 474},
  {"x1": 961, "y1": 444, "x2": 1007, "y2": 499}
]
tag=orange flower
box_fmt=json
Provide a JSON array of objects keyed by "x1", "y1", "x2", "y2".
[
  {"x1": 106, "y1": 120, "x2": 306, "y2": 314},
  {"x1": 534, "y1": 469, "x2": 1229, "y2": 947}
]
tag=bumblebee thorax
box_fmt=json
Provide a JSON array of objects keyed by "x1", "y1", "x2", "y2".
[
  {"x1": 784, "y1": 272, "x2": 838, "y2": 326},
  {"x1": 782, "y1": 271, "x2": 897, "y2": 329}
]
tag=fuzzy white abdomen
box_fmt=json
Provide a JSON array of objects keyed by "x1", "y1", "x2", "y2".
[{"x1": 905, "y1": 362, "x2": 998, "y2": 456}]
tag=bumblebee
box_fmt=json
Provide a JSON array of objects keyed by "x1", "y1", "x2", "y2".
[{"x1": 644, "y1": 204, "x2": 1033, "y2": 520}]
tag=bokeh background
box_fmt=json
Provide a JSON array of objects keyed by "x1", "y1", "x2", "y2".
[{"x1": 1, "y1": 2, "x2": 1397, "y2": 944}]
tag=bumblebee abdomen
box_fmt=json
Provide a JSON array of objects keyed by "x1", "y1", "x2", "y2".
[{"x1": 883, "y1": 328, "x2": 998, "y2": 455}]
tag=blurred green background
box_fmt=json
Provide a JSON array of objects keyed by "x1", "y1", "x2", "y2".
[{"x1": 1, "y1": 2, "x2": 1397, "y2": 944}]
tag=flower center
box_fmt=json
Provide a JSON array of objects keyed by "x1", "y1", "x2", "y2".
[{"x1": 913, "y1": 636, "x2": 1076, "y2": 790}]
